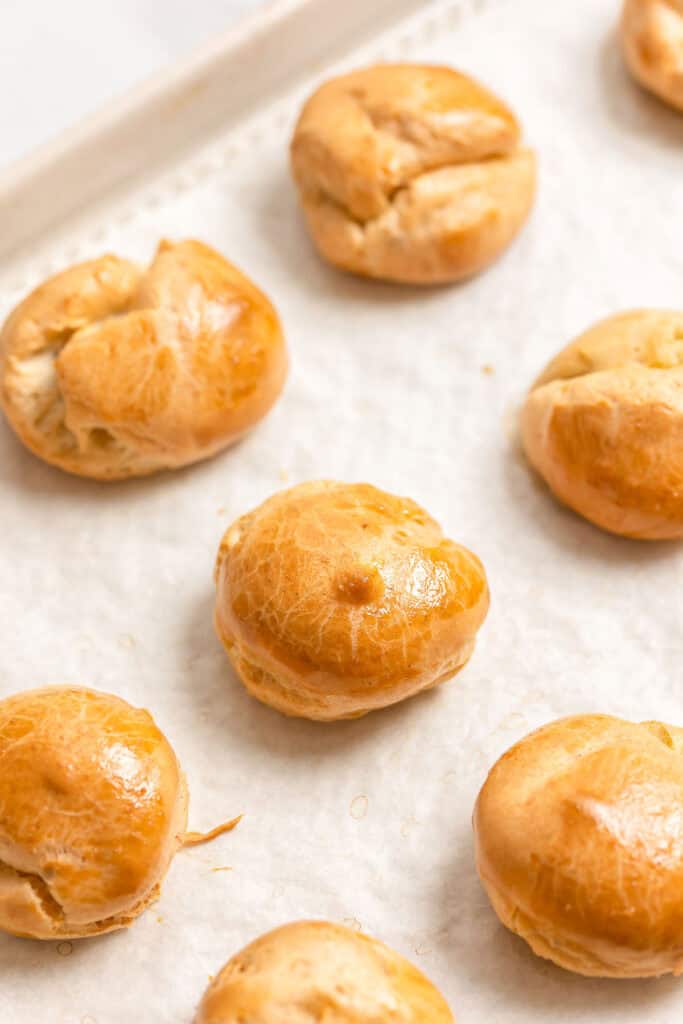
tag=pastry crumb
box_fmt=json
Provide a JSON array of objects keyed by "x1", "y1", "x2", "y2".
[
  {"x1": 181, "y1": 814, "x2": 242, "y2": 847},
  {"x1": 118, "y1": 633, "x2": 136, "y2": 649},
  {"x1": 217, "y1": 506, "x2": 226, "y2": 515},
  {"x1": 56, "y1": 942, "x2": 73, "y2": 957},
  {"x1": 211, "y1": 866, "x2": 233, "y2": 873},
  {"x1": 482, "y1": 364, "x2": 494, "y2": 375},
  {"x1": 499, "y1": 711, "x2": 527, "y2": 731},
  {"x1": 400, "y1": 815, "x2": 418, "y2": 838},
  {"x1": 350, "y1": 794, "x2": 369, "y2": 820},
  {"x1": 279, "y1": 468, "x2": 290, "y2": 482}
]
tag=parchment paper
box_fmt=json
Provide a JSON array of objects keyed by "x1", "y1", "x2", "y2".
[{"x1": 3, "y1": 0, "x2": 683, "y2": 1020}]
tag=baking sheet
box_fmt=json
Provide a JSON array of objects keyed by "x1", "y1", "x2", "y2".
[{"x1": 3, "y1": 0, "x2": 683, "y2": 1020}]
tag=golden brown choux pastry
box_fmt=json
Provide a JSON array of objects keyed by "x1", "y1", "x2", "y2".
[
  {"x1": 474, "y1": 714, "x2": 683, "y2": 978},
  {"x1": 0, "y1": 239, "x2": 287, "y2": 479},
  {"x1": 521, "y1": 310, "x2": 683, "y2": 539},
  {"x1": 0, "y1": 686, "x2": 187, "y2": 939},
  {"x1": 214, "y1": 480, "x2": 489, "y2": 721},
  {"x1": 290, "y1": 63, "x2": 536, "y2": 284},
  {"x1": 194, "y1": 920, "x2": 455, "y2": 1023},
  {"x1": 621, "y1": 0, "x2": 683, "y2": 112}
]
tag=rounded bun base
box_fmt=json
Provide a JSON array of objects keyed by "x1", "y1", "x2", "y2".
[
  {"x1": 299, "y1": 149, "x2": 536, "y2": 286},
  {"x1": 0, "y1": 867, "x2": 163, "y2": 941},
  {"x1": 217, "y1": 616, "x2": 476, "y2": 721}
]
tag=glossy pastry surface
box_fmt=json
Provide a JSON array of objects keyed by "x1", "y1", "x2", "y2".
[
  {"x1": 0, "y1": 686, "x2": 187, "y2": 938},
  {"x1": 195, "y1": 920, "x2": 455, "y2": 1023},
  {"x1": 475, "y1": 714, "x2": 683, "y2": 977},
  {"x1": 521, "y1": 310, "x2": 683, "y2": 539},
  {"x1": 214, "y1": 480, "x2": 489, "y2": 720}
]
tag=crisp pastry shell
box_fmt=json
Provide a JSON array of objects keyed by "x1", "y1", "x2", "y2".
[
  {"x1": 214, "y1": 480, "x2": 489, "y2": 721},
  {"x1": 195, "y1": 920, "x2": 455, "y2": 1023}
]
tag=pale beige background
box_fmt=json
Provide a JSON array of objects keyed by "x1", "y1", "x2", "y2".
[{"x1": 0, "y1": 0, "x2": 269, "y2": 169}]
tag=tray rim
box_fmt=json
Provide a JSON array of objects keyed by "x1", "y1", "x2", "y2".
[{"x1": 0, "y1": 0, "x2": 428, "y2": 265}]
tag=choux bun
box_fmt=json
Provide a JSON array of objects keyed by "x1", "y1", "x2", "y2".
[
  {"x1": 290, "y1": 63, "x2": 536, "y2": 284},
  {"x1": 474, "y1": 714, "x2": 683, "y2": 977},
  {"x1": 521, "y1": 310, "x2": 683, "y2": 539},
  {"x1": 0, "y1": 239, "x2": 287, "y2": 479},
  {"x1": 621, "y1": 0, "x2": 683, "y2": 112},
  {"x1": 214, "y1": 480, "x2": 489, "y2": 721},
  {"x1": 194, "y1": 920, "x2": 455, "y2": 1023},
  {"x1": 0, "y1": 686, "x2": 187, "y2": 939}
]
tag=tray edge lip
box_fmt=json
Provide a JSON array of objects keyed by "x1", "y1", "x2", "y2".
[
  {"x1": 0, "y1": 0, "x2": 428, "y2": 264},
  {"x1": 0, "y1": 0, "x2": 305, "y2": 195}
]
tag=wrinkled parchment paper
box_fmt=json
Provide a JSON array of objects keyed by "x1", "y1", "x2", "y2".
[{"x1": 3, "y1": 1, "x2": 683, "y2": 1020}]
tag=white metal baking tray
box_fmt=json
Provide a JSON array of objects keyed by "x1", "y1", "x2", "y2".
[{"x1": 3, "y1": 1, "x2": 683, "y2": 1021}]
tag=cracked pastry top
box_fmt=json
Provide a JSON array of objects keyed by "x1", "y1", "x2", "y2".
[
  {"x1": 521, "y1": 309, "x2": 683, "y2": 539},
  {"x1": 290, "y1": 63, "x2": 536, "y2": 284},
  {"x1": 621, "y1": 0, "x2": 683, "y2": 111},
  {"x1": 213, "y1": 480, "x2": 489, "y2": 721},
  {"x1": 474, "y1": 714, "x2": 683, "y2": 978},
  {"x1": 194, "y1": 920, "x2": 455, "y2": 1023},
  {"x1": 0, "y1": 686, "x2": 187, "y2": 939},
  {"x1": 0, "y1": 239, "x2": 288, "y2": 479}
]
